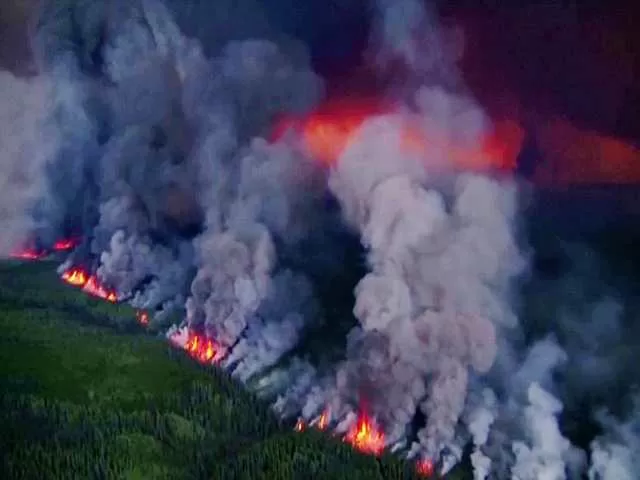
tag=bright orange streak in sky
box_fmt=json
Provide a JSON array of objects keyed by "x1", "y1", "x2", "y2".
[
  {"x1": 274, "y1": 97, "x2": 640, "y2": 187},
  {"x1": 534, "y1": 118, "x2": 640, "y2": 186},
  {"x1": 274, "y1": 98, "x2": 524, "y2": 173}
]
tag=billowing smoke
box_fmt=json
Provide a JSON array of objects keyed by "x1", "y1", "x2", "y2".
[
  {"x1": 327, "y1": 112, "x2": 524, "y2": 457},
  {"x1": 0, "y1": 71, "x2": 57, "y2": 255},
  {"x1": 2, "y1": 0, "x2": 639, "y2": 478}
]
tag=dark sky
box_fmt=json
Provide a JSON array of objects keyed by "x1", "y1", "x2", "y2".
[
  {"x1": 445, "y1": 3, "x2": 640, "y2": 142},
  {"x1": 2, "y1": 0, "x2": 637, "y2": 140}
]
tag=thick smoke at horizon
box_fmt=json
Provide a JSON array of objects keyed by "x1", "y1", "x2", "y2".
[{"x1": 0, "y1": 0, "x2": 638, "y2": 478}]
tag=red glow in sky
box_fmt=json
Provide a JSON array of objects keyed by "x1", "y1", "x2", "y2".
[
  {"x1": 273, "y1": 96, "x2": 524, "y2": 174},
  {"x1": 274, "y1": 95, "x2": 640, "y2": 188}
]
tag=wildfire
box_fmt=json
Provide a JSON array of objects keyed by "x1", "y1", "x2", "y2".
[
  {"x1": 416, "y1": 458, "x2": 435, "y2": 477},
  {"x1": 11, "y1": 249, "x2": 45, "y2": 260},
  {"x1": 344, "y1": 410, "x2": 386, "y2": 456},
  {"x1": 53, "y1": 238, "x2": 79, "y2": 251},
  {"x1": 316, "y1": 409, "x2": 330, "y2": 430},
  {"x1": 11, "y1": 237, "x2": 79, "y2": 260},
  {"x1": 136, "y1": 310, "x2": 150, "y2": 326},
  {"x1": 61, "y1": 267, "x2": 117, "y2": 302},
  {"x1": 292, "y1": 408, "x2": 434, "y2": 477},
  {"x1": 183, "y1": 331, "x2": 219, "y2": 363}
]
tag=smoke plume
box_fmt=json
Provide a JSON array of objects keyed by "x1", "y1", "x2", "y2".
[
  {"x1": 2, "y1": 0, "x2": 638, "y2": 478},
  {"x1": 0, "y1": 71, "x2": 56, "y2": 255}
]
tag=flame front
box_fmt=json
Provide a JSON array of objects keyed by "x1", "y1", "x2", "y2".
[
  {"x1": 53, "y1": 238, "x2": 79, "y2": 251},
  {"x1": 11, "y1": 249, "x2": 45, "y2": 260},
  {"x1": 136, "y1": 311, "x2": 150, "y2": 326},
  {"x1": 11, "y1": 237, "x2": 79, "y2": 260},
  {"x1": 61, "y1": 268, "x2": 87, "y2": 286},
  {"x1": 184, "y1": 331, "x2": 219, "y2": 363},
  {"x1": 416, "y1": 458, "x2": 435, "y2": 477},
  {"x1": 61, "y1": 267, "x2": 117, "y2": 302},
  {"x1": 344, "y1": 410, "x2": 386, "y2": 456},
  {"x1": 316, "y1": 409, "x2": 330, "y2": 430}
]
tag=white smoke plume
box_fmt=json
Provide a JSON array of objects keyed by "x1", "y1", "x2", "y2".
[
  {"x1": 327, "y1": 107, "x2": 524, "y2": 460},
  {"x1": 510, "y1": 383, "x2": 575, "y2": 480},
  {"x1": 464, "y1": 387, "x2": 498, "y2": 480},
  {"x1": 319, "y1": 0, "x2": 526, "y2": 464},
  {"x1": 589, "y1": 396, "x2": 640, "y2": 480}
]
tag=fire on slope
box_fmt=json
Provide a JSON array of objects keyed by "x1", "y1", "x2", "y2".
[
  {"x1": 183, "y1": 331, "x2": 219, "y2": 363},
  {"x1": 136, "y1": 310, "x2": 150, "y2": 326},
  {"x1": 292, "y1": 406, "x2": 434, "y2": 477},
  {"x1": 10, "y1": 237, "x2": 80, "y2": 260},
  {"x1": 60, "y1": 267, "x2": 117, "y2": 303},
  {"x1": 294, "y1": 407, "x2": 386, "y2": 456},
  {"x1": 16, "y1": 242, "x2": 435, "y2": 476},
  {"x1": 343, "y1": 409, "x2": 386, "y2": 456},
  {"x1": 167, "y1": 326, "x2": 223, "y2": 364}
]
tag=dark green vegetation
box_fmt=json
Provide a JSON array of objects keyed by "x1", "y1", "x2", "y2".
[{"x1": 0, "y1": 260, "x2": 452, "y2": 480}]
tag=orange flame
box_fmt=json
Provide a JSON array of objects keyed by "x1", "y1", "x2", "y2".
[
  {"x1": 61, "y1": 267, "x2": 117, "y2": 302},
  {"x1": 136, "y1": 310, "x2": 150, "y2": 326},
  {"x1": 416, "y1": 458, "x2": 435, "y2": 477},
  {"x1": 11, "y1": 237, "x2": 79, "y2": 260},
  {"x1": 62, "y1": 268, "x2": 87, "y2": 286},
  {"x1": 344, "y1": 410, "x2": 386, "y2": 456},
  {"x1": 183, "y1": 331, "x2": 219, "y2": 363},
  {"x1": 294, "y1": 418, "x2": 305, "y2": 432}
]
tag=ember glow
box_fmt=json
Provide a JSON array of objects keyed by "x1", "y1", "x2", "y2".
[
  {"x1": 61, "y1": 267, "x2": 117, "y2": 302},
  {"x1": 52, "y1": 238, "x2": 79, "y2": 251},
  {"x1": 315, "y1": 408, "x2": 330, "y2": 430},
  {"x1": 11, "y1": 248, "x2": 46, "y2": 260},
  {"x1": 10, "y1": 237, "x2": 79, "y2": 260},
  {"x1": 343, "y1": 410, "x2": 386, "y2": 456},
  {"x1": 136, "y1": 310, "x2": 150, "y2": 326},
  {"x1": 292, "y1": 408, "x2": 434, "y2": 477},
  {"x1": 416, "y1": 458, "x2": 435, "y2": 477}
]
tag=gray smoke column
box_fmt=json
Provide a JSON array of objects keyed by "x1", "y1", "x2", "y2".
[
  {"x1": 0, "y1": 71, "x2": 56, "y2": 256},
  {"x1": 464, "y1": 387, "x2": 498, "y2": 480},
  {"x1": 328, "y1": 103, "x2": 525, "y2": 459},
  {"x1": 323, "y1": 0, "x2": 526, "y2": 462},
  {"x1": 510, "y1": 382, "x2": 575, "y2": 480},
  {"x1": 98, "y1": 1, "x2": 328, "y2": 372}
]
